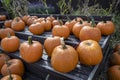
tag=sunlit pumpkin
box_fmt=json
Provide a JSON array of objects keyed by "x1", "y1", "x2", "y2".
[
  {"x1": 51, "y1": 38, "x2": 78, "y2": 73},
  {"x1": 0, "y1": 15, "x2": 6, "y2": 21},
  {"x1": 1, "y1": 59, "x2": 25, "y2": 76},
  {"x1": 20, "y1": 36, "x2": 43, "y2": 63},
  {"x1": 77, "y1": 40, "x2": 103, "y2": 65},
  {"x1": 4, "y1": 20, "x2": 13, "y2": 28},
  {"x1": 1, "y1": 74, "x2": 22, "y2": 80},
  {"x1": 96, "y1": 21, "x2": 115, "y2": 35},
  {"x1": 0, "y1": 28, "x2": 15, "y2": 39},
  {"x1": 44, "y1": 36, "x2": 60, "y2": 57},
  {"x1": 11, "y1": 17, "x2": 25, "y2": 31},
  {"x1": 22, "y1": 15, "x2": 30, "y2": 24},
  {"x1": 1, "y1": 33, "x2": 20, "y2": 52},
  {"x1": 29, "y1": 22, "x2": 44, "y2": 35},
  {"x1": 41, "y1": 19, "x2": 52, "y2": 31}
]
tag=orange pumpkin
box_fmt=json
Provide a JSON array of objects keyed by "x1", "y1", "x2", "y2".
[
  {"x1": 1, "y1": 59, "x2": 25, "y2": 76},
  {"x1": 110, "y1": 50, "x2": 120, "y2": 65},
  {"x1": 52, "y1": 25, "x2": 70, "y2": 39},
  {"x1": 46, "y1": 15, "x2": 55, "y2": 22},
  {"x1": 96, "y1": 21, "x2": 115, "y2": 35},
  {"x1": 51, "y1": 38, "x2": 78, "y2": 72},
  {"x1": 1, "y1": 34, "x2": 20, "y2": 52},
  {"x1": 0, "y1": 53, "x2": 10, "y2": 74},
  {"x1": 79, "y1": 26, "x2": 101, "y2": 42},
  {"x1": 0, "y1": 15, "x2": 6, "y2": 21},
  {"x1": 26, "y1": 16, "x2": 38, "y2": 26},
  {"x1": 33, "y1": 17, "x2": 45, "y2": 23},
  {"x1": 107, "y1": 65, "x2": 120, "y2": 80},
  {"x1": 0, "y1": 28, "x2": 15, "y2": 39},
  {"x1": 22, "y1": 15, "x2": 30, "y2": 24},
  {"x1": 44, "y1": 36, "x2": 60, "y2": 57},
  {"x1": 20, "y1": 36, "x2": 43, "y2": 63},
  {"x1": 11, "y1": 17, "x2": 25, "y2": 31},
  {"x1": 1, "y1": 74, "x2": 22, "y2": 80},
  {"x1": 41, "y1": 19, "x2": 52, "y2": 31},
  {"x1": 4, "y1": 20, "x2": 13, "y2": 28},
  {"x1": 52, "y1": 19, "x2": 60, "y2": 27},
  {"x1": 77, "y1": 40, "x2": 103, "y2": 65},
  {"x1": 29, "y1": 22, "x2": 44, "y2": 35}
]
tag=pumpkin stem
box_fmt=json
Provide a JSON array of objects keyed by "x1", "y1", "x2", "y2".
[
  {"x1": 28, "y1": 36, "x2": 33, "y2": 45},
  {"x1": 90, "y1": 16, "x2": 95, "y2": 27},
  {"x1": 7, "y1": 32, "x2": 11, "y2": 38},
  {"x1": 59, "y1": 20, "x2": 63, "y2": 26},
  {"x1": 79, "y1": 20, "x2": 83, "y2": 24},
  {"x1": 60, "y1": 37, "x2": 67, "y2": 49},
  {"x1": 5, "y1": 57, "x2": 13, "y2": 80},
  {"x1": 16, "y1": 17, "x2": 19, "y2": 22}
]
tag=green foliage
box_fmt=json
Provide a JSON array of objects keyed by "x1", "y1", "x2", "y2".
[{"x1": 1, "y1": 0, "x2": 29, "y2": 18}]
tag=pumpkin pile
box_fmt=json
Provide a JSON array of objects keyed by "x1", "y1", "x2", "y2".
[
  {"x1": 0, "y1": 52, "x2": 24, "y2": 80},
  {"x1": 107, "y1": 43, "x2": 120, "y2": 80}
]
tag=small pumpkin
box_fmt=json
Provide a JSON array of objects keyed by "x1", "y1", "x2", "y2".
[
  {"x1": 0, "y1": 53, "x2": 10, "y2": 74},
  {"x1": 110, "y1": 49, "x2": 120, "y2": 65},
  {"x1": 96, "y1": 21, "x2": 115, "y2": 35},
  {"x1": 26, "y1": 16, "x2": 38, "y2": 26},
  {"x1": 1, "y1": 33, "x2": 20, "y2": 52},
  {"x1": 0, "y1": 28, "x2": 15, "y2": 39},
  {"x1": 11, "y1": 17, "x2": 25, "y2": 31},
  {"x1": 107, "y1": 65, "x2": 120, "y2": 80},
  {"x1": 1, "y1": 59, "x2": 25, "y2": 76},
  {"x1": 114, "y1": 43, "x2": 120, "y2": 52},
  {"x1": 52, "y1": 19, "x2": 60, "y2": 27},
  {"x1": 20, "y1": 36, "x2": 43, "y2": 63},
  {"x1": 22, "y1": 15, "x2": 30, "y2": 24},
  {"x1": 51, "y1": 38, "x2": 78, "y2": 73},
  {"x1": 33, "y1": 17, "x2": 45, "y2": 23},
  {"x1": 79, "y1": 19, "x2": 101, "y2": 42},
  {"x1": 72, "y1": 21, "x2": 84, "y2": 38},
  {"x1": 52, "y1": 24, "x2": 70, "y2": 39},
  {"x1": 0, "y1": 15, "x2": 6, "y2": 21},
  {"x1": 44, "y1": 36, "x2": 60, "y2": 57},
  {"x1": 4, "y1": 20, "x2": 13, "y2": 28},
  {"x1": 1, "y1": 74, "x2": 22, "y2": 80},
  {"x1": 46, "y1": 15, "x2": 55, "y2": 22},
  {"x1": 77, "y1": 40, "x2": 103, "y2": 65},
  {"x1": 29, "y1": 22, "x2": 44, "y2": 35},
  {"x1": 41, "y1": 19, "x2": 52, "y2": 31}
]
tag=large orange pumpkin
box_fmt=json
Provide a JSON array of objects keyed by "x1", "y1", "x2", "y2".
[
  {"x1": 96, "y1": 21, "x2": 115, "y2": 35},
  {"x1": 1, "y1": 74, "x2": 22, "y2": 80},
  {"x1": 79, "y1": 26, "x2": 101, "y2": 42},
  {"x1": 1, "y1": 59, "x2": 25, "y2": 76},
  {"x1": 44, "y1": 36, "x2": 60, "y2": 57},
  {"x1": 1, "y1": 34, "x2": 20, "y2": 52},
  {"x1": 51, "y1": 38, "x2": 78, "y2": 73},
  {"x1": 11, "y1": 17, "x2": 25, "y2": 31},
  {"x1": 107, "y1": 65, "x2": 120, "y2": 80},
  {"x1": 0, "y1": 28, "x2": 15, "y2": 39},
  {"x1": 4, "y1": 20, "x2": 13, "y2": 28},
  {"x1": 77, "y1": 40, "x2": 103, "y2": 65},
  {"x1": 0, "y1": 53, "x2": 10, "y2": 74},
  {"x1": 52, "y1": 25, "x2": 70, "y2": 39},
  {"x1": 29, "y1": 22, "x2": 44, "y2": 35},
  {"x1": 110, "y1": 50, "x2": 120, "y2": 65},
  {"x1": 20, "y1": 36, "x2": 43, "y2": 63}
]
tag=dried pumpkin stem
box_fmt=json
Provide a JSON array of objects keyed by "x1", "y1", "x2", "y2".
[
  {"x1": 90, "y1": 16, "x2": 95, "y2": 27},
  {"x1": 79, "y1": 20, "x2": 83, "y2": 24},
  {"x1": 28, "y1": 36, "x2": 33, "y2": 45},
  {"x1": 5, "y1": 57, "x2": 13, "y2": 80},
  {"x1": 60, "y1": 37, "x2": 67, "y2": 49},
  {"x1": 7, "y1": 32, "x2": 11, "y2": 38},
  {"x1": 59, "y1": 20, "x2": 63, "y2": 26},
  {"x1": 16, "y1": 17, "x2": 19, "y2": 22}
]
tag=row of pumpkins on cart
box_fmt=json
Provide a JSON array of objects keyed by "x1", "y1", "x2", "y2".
[{"x1": 0, "y1": 15, "x2": 115, "y2": 80}]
